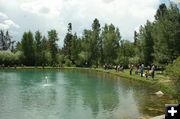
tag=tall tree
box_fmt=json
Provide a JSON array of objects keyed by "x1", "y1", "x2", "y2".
[
  {"x1": 91, "y1": 18, "x2": 101, "y2": 67},
  {"x1": 118, "y1": 40, "x2": 135, "y2": 66},
  {"x1": 48, "y1": 30, "x2": 59, "y2": 65},
  {"x1": 34, "y1": 31, "x2": 42, "y2": 65},
  {"x1": 63, "y1": 23, "x2": 73, "y2": 61},
  {"x1": 153, "y1": 3, "x2": 180, "y2": 64},
  {"x1": 155, "y1": 3, "x2": 167, "y2": 20},
  {"x1": 137, "y1": 20, "x2": 154, "y2": 65},
  {"x1": 70, "y1": 33, "x2": 79, "y2": 64},
  {"x1": 40, "y1": 36, "x2": 52, "y2": 66},
  {"x1": 102, "y1": 24, "x2": 121, "y2": 64},
  {"x1": 80, "y1": 29, "x2": 93, "y2": 66},
  {"x1": 21, "y1": 31, "x2": 35, "y2": 66}
]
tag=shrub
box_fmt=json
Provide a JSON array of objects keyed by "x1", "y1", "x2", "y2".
[
  {"x1": 0, "y1": 51, "x2": 15, "y2": 66},
  {"x1": 64, "y1": 58, "x2": 72, "y2": 67},
  {"x1": 166, "y1": 56, "x2": 180, "y2": 80},
  {"x1": 166, "y1": 56, "x2": 180, "y2": 102}
]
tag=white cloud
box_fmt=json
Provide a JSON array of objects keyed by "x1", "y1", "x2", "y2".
[
  {"x1": 0, "y1": 12, "x2": 8, "y2": 20},
  {"x1": 58, "y1": 0, "x2": 160, "y2": 40},
  {"x1": 1, "y1": 0, "x2": 161, "y2": 44},
  {"x1": 4, "y1": 20, "x2": 20, "y2": 28},
  {"x1": 0, "y1": 12, "x2": 20, "y2": 30},
  {"x1": 171, "y1": 0, "x2": 180, "y2": 3},
  {"x1": 0, "y1": 23, "x2": 9, "y2": 29},
  {"x1": 21, "y1": 0, "x2": 61, "y2": 17}
]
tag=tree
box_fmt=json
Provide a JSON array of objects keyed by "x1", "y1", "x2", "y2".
[
  {"x1": 70, "y1": 33, "x2": 79, "y2": 64},
  {"x1": 134, "y1": 3, "x2": 180, "y2": 66},
  {"x1": 152, "y1": 3, "x2": 180, "y2": 64},
  {"x1": 137, "y1": 21, "x2": 154, "y2": 66},
  {"x1": 21, "y1": 31, "x2": 35, "y2": 66},
  {"x1": 41, "y1": 36, "x2": 48, "y2": 50},
  {"x1": 91, "y1": 18, "x2": 101, "y2": 67},
  {"x1": 80, "y1": 29, "x2": 92, "y2": 66},
  {"x1": 166, "y1": 56, "x2": 180, "y2": 102},
  {"x1": 15, "y1": 41, "x2": 22, "y2": 51},
  {"x1": 155, "y1": 3, "x2": 167, "y2": 20},
  {"x1": 34, "y1": 31, "x2": 42, "y2": 65},
  {"x1": 102, "y1": 24, "x2": 121, "y2": 64},
  {"x1": 63, "y1": 23, "x2": 73, "y2": 61},
  {"x1": 0, "y1": 30, "x2": 14, "y2": 51},
  {"x1": 40, "y1": 36, "x2": 50, "y2": 66},
  {"x1": 48, "y1": 30, "x2": 59, "y2": 65},
  {"x1": 117, "y1": 40, "x2": 135, "y2": 67}
]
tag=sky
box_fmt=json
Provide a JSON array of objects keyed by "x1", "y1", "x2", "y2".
[{"x1": 0, "y1": 0, "x2": 179, "y2": 47}]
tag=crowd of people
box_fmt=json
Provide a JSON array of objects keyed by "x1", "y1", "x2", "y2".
[
  {"x1": 129, "y1": 63, "x2": 156, "y2": 80},
  {"x1": 103, "y1": 63, "x2": 156, "y2": 80},
  {"x1": 103, "y1": 63, "x2": 124, "y2": 71}
]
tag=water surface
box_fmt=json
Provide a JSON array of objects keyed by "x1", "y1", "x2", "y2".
[{"x1": 0, "y1": 69, "x2": 176, "y2": 119}]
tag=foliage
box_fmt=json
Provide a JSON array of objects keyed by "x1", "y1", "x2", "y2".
[
  {"x1": 166, "y1": 56, "x2": 180, "y2": 102},
  {"x1": 137, "y1": 21, "x2": 154, "y2": 65},
  {"x1": 102, "y1": 24, "x2": 121, "y2": 64},
  {"x1": 91, "y1": 18, "x2": 101, "y2": 67},
  {"x1": 56, "y1": 53, "x2": 64, "y2": 66},
  {"x1": 34, "y1": 30, "x2": 42, "y2": 66},
  {"x1": 116, "y1": 40, "x2": 135, "y2": 67},
  {"x1": 64, "y1": 57, "x2": 72, "y2": 67},
  {"x1": 48, "y1": 30, "x2": 59, "y2": 65},
  {"x1": 166, "y1": 56, "x2": 180, "y2": 79},
  {"x1": 21, "y1": 31, "x2": 35, "y2": 66},
  {"x1": 4, "y1": 3, "x2": 178, "y2": 69},
  {"x1": 41, "y1": 50, "x2": 52, "y2": 66},
  {"x1": 0, "y1": 51, "x2": 23, "y2": 66}
]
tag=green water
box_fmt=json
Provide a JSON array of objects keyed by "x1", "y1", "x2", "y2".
[{"x1": 0, "y1": 69, "x2": 176, "y2": 119}]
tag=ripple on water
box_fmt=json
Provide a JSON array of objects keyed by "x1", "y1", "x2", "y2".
[{"x1": 42, "y1": 84, "x2": 52, "y2": 87}]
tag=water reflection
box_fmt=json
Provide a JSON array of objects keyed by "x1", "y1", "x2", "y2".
[
  {"x1": 0, "y1": 69, "x2": 177, "y2": 119},
  {"x1": 62, "y1": 71, "x2": 141, "y2": 119}
]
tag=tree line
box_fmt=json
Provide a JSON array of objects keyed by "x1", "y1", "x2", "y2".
[
  {"x1": 135, "y1": 3, "x2": 180, "y2": 66},
  {"x1": 0, "y1": 3, "x2": 180, "y2": 69}
]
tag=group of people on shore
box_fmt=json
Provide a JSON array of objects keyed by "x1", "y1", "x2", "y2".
[
  {"x1": 103, "y1": 63, "x2": 156, "y2": 80},
  {"x1": 129, "y1": 63, "x2": 155, "y2": 79},
  {"x1": 103, "y1": 63, "x2": 124, "y2": 71}
]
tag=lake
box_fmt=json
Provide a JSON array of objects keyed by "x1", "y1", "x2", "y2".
[{"x1": 0, "y1": 69, "x2": 176, "y2": 119}]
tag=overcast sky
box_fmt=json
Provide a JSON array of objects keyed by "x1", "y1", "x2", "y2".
[{"x1": 0, "y1": 0, "x2": 179, "y2": 47}]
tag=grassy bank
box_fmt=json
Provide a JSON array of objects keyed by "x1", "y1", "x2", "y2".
[
  {"x1": 73, "y1": 67, "x2": 176, "y2": 97},
  {"x1": 0, "y1": 66, "x2": 176, "y2": 97}
]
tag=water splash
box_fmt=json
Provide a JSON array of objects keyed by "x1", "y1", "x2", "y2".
[
  {"x1": 45, "y1": 76, "x2": 48, "y2": 83},
  {"x1": 42, "y1": 76, "x2": 51, "y2": 87}
]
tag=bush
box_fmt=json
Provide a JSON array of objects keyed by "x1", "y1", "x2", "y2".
[
  {"x1": 14, "y1": 51, "x2": 24, "y2": 65},
  {"x1": 166, "y1": 56, "x2": 180, "y2": 79},
  {"x1": 166, "y1": 56, "x2": 180, "y2": 102},
  {"x1": 64, "y1": 58, "x2": 72, "y2": 67},
  {"x1": 56, "y1": 54, "x2": 64, "y2": 66},
  {"x1": 74, "y1": 51, "x2": 88, "y2": 67},
  {"x1": 129, "y1": 56, "x2": 140, "y2": 64},
  {"x1": 0, "y1": 51, "x2": 15, "y2": 66},
  {"x1": 0, "y1": 51, "x2": 25, "y2": 66},
  {"x1": 41, "y1": 50, "x2": 52, "y2": 66}
]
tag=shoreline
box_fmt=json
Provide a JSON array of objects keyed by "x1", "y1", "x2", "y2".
[
  {"x1": 0, "y1": 66, "x2": 176, "y2": 119},
  {"x1": 0, "y1": 66, "x2": 177, "y2": 97}
]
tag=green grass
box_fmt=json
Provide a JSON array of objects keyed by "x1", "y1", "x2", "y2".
[{"x1": 83, "y1": 68, "x2": 176, "y2": 96}]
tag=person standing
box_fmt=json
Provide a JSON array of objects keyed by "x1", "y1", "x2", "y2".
[
  {"x1": 140, "y1": 63, "x2": 144, "y2": 77},
  {"x1": 129, "y1": 64, "x2": 133, "y2": 75},
  {"x1": 151, "y1": 65, "x2": 155, "y2": 80}
]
